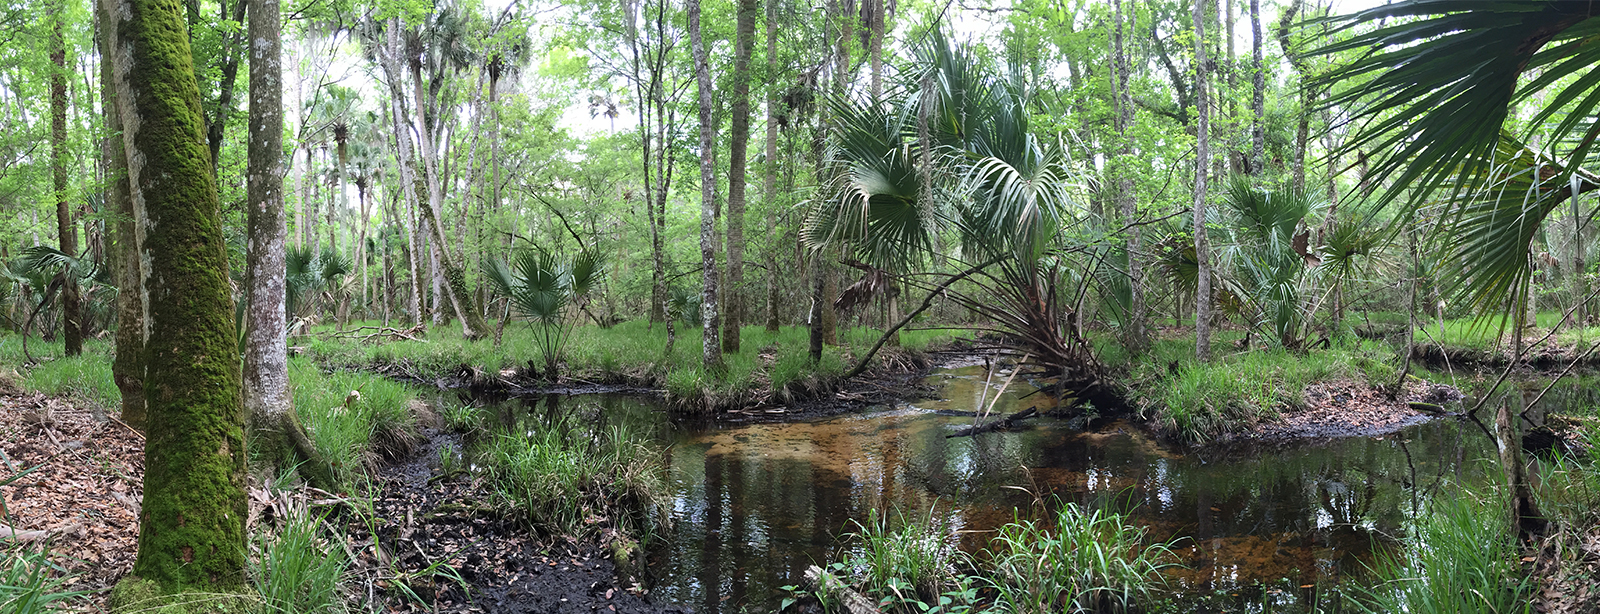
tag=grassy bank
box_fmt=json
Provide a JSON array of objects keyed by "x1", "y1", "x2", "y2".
[
  {"x1": 1410, "y1": 311, "x2": 1600, "y2": 367},
  {"x1": 1111, "y1": 333, "x2": 1398, "y2": 444},
  {"x1": 302, "y1": 319, "x2": 971, "y2": 412}
]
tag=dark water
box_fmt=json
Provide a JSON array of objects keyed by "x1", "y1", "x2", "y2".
[{"x1": 479, "y1": 366, "x2": 1600, "y2": 613}]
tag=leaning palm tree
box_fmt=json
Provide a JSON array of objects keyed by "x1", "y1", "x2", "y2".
[{"x1": 804, "y1": 33, "x2": 1116, "y2": 407}]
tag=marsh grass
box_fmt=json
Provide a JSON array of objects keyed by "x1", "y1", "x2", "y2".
[
  {"x1": 1126, "y1": 336, "x2": 1394, "y2": 443},
  {"x1": 287, "y1": 358, "x2": 417, "y2": 489},
  {"x1": 1414, "y1": 311, "x2": 1600, "y2": 356},
  {"x1": 478, "y1": 412, "x2": 664, "y2": 539},
  {"x1": 841, "y1": 507, "x2": 971, "y2": 611},
  {"x1": 0, "y1": 546, "x2": 81, "y2": 614},
  {"x1": 1359, "y1": 485, "x2": 1531, "y2": 614},
  {"x1": 251, "y1": 511, "x2": 350, "y2": 614},
  {"x1": 984, "y1": 503, "x2": 1177, "y2": 614}
]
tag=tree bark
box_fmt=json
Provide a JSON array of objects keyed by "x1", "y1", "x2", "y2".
[
  {"x1": 1194, "y1": 0, "x2": 1214, "y2": 361},
  {"x1": 724, "y1": 0, "x2": 756, "y2": 353},
  {"x1": 1114, "y1": 0, "x2": 1146, "y2": 354},
  {"x1": 409, "y1": 55, "x2": 487, "y2": 339},
  {"x1": 764, "y1": 0, "x2": 781, "y2": 332},
  {"x1": 52, "y1": 8, "x2": 81, "y2": 357},
  {"x1": 1248, "y1": 0, "x2": 1265, "y2": 176},
  {"x1": 101, "y1": 0, "x2": 144, "y2": 430},
  {"x1": 102, "y1": 0, "x2": 247, "y2": 592},
  {"x1": 204, "y1": 0, "x2": 247, "y2": 176},
  {"x1": 689, "y1": 0, "x2": 723, "y2": 371}
]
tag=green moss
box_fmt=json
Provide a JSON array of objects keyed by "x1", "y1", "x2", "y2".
[
  {"x1": 118, "y1": 0, "x2": 247, "y2": 593},
  {"x1": 108, "y1": 577, "x2": 254, "y2": 614}
]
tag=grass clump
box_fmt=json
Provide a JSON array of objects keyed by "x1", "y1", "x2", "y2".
[
  {"x1": 984, "y1": 503, "x2": 1175, "y2": 614},
  {"x1": 250, "y1": 511, "x2": 350, "y2": 614},
  {"x1": 286, "y1": 358, "x2": 418, "y2": 490},
  {"x1": 0, "y1": 547, "x2": 81, "y2": 614},
  {"x1": 1360, "y1": 485, "x2": 1531, "y2": 614},
  {"x1": 479, "y1": 413, "x2": 664, "y2": 539},
  {"x1": 814, "y1": 502, "x2": 1175, "y2": 614},
  {"x1": 0, "y1": 336, "x2": 120, "y2": 411}
]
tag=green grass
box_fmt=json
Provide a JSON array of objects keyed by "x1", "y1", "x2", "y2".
[
  {"x1": 250, "y1": 511, "x2": 350, "y2": 614},
  {"x1": 287, "y1": 358, "x2": 418, "y2": 490},
  {"x1": 478, "y1": 411, "x2": 665, "y2": 540},
  {"x1": 1360, "y1": 485, "x2": 1532, "y2": 614},
  {"x1": 0, "y1": 336, "x2": 120, "y2": 412},
  {"x1": 303, "y1": 319, "x2": 968, "y2": 412},
  {"x1": 0, "y1": 546, "x2": 81, "y2": 614},
  {"x1": 1414, "y1": 311, "x2": 1600, "y2": 356},
  {"x1": 1125, "y1": 336, "x2": 1396, "y2": 444},
  {"x1": 840, "y1": 507, "x2": 971, "y2": 612},
  {"x1": 984, "y1": 503, "x2": 1176, "y2": 614}
]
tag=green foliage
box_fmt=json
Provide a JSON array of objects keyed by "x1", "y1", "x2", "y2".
[
  {"x1": 984, "y1": 502, "x2": 1176, "y2": 614},
  {"x1": 483, "y1": 248, "x2": 606, "y2": 378},
  {"x1": 478, "y1": 412, "x2": 664, "y2": 539},
  {"x1": 1359, "y1": 485, "x2": 1532, "y2": 614},
  {"x1": 250, "y1": 511, "x2": 349, "y2": 614},
  {"x1": 840, "y1": 508, "x2": 970, "y2": 613},
  {"x1": 0, "y1": 547, "x2": 80, "y2": 614}
]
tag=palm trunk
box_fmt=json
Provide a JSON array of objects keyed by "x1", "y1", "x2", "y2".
[
  {"x1": 689, "y1": 0, "x2": 723, "y2": 371},
  {"x1": 1194, "y1": 0, "x2": 1214, "y2": 361},
  {"x1": 102, "y1": 0, "x2": 246, "y2": 593},
  {"x1": 410, "y1": 57, "x2": 487, "y2": 339},
  {"x1": 1114, "y1": 0, "x2": 1146, "y2": 354}
]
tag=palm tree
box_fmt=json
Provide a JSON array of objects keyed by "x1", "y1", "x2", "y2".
[
  {"x1": 1314, "y1": 1, "x2": 1600, "y2": 318},
  {"x1": 805, "y1": 33, "x2": 1116, "y2": 406},
  {"x1": 483, "y1": 250, "x2": 605, "y2": 380}
]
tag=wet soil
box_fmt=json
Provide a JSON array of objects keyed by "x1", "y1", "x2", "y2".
[{"x1": 351, "y1": 425, "x2": 690, "y2": 613}]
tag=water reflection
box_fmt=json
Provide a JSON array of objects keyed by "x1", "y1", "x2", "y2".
[{"x1": 485, "y1": 366, "x2": 1507, "y2": 613}]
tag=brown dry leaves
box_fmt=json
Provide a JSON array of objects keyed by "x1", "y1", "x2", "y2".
[
  {"x1": 1253, "y1": 379, "x2": 1447, "y2": 441},
  {"x1": 0, "y1": 390, "x2": 144, "y2": 610}
]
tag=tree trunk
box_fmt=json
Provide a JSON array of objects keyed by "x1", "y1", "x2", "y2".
[
  {"x1": 52, "y1": 9, "x2": 81, "y2": 357},
  {"x1": 1248, "y1": 0, "x2": 1265, "y2": 176},
  {"x1": 1194, "y1": 0, "x2": 1214, "y2": 361},
  {"x1": 1573, "y1": 179, "x2": 1588, "y2": 326},
  {"x1": 1114, "y1": 0, "x2": 1146, "y2": 354},
  {"x1": 204, "y1": 0, "x2": 246, "y2": 176},
  {"x1": 1497, "y1": 398, "x2": 1546, "y2": 537},
  {"x1": 244, "y1": 0, "x2": 327, "y2": 489},
  {"x1": 764, "y1": 0, "x2": 781, "y2": 332},
  {"x1": 409, "y1": 58, "x2": 486, "y2": 339},
  {"x1": 689, "y1": 0, "x2": 723, "y2": 371},
  {"x1": 102, "y1": 0, "x2": 246, "y2": 593},
  {"x1": 100, "y1": 0, "x2": 144, "y2": 430},
  {"x1": 724, "y1": 0, "x2": 756, "y2": 353}
]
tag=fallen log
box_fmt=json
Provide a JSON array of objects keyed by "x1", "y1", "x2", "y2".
[
  {"x1": 0, "y1": 523, "x2": 77, "y2": 542},
  {"x1": 947, "y1": 406, "x2": 1038, "y2": 438},
  {"x1": 803, "y1": 565, "x2": 881, "y2": 614}
]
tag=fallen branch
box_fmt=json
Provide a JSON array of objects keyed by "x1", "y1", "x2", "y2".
[
  {"x1": 325, "y1": 324, "x2": 428, "y2": 343},
  {"x1": 947, "y1": 406, "x2": 1039, "y2": 438},
  {"x1": 0, "y1": 523, "x2": 77, "y2": 542},
  {"x1": 843, "y1": 256, "x2": 1005, "y2": 380},
  {"x1": 803, "y1": 565, "x2": 881, "y2": 614}
]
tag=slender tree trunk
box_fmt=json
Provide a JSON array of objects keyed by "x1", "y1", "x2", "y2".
[
  {"x1": 689, "y1": 0, "x2": 723, "y2": 371},
  {"x1": 1114, "y1": 0, "x2": 1146, "y2": 354},
  {"x1": 100, "y1": 0, "x2": 143, "y2": 429},
  {"x1": 409, "y1": 60, "x2": 485, "y2": 338},
  {"x1": 52, "y1": 9, "x2": 81, "y2": 357},
  {"x1": 379, "y1": 31, "x2": 425, "y2": 327},
  {"x1": 102, "y1": 0, "x2": 246, "y2": 594},
  {"x1": 1194, "y1": 0, "x2": 1214, "y2": 361},
  {"x1": 1249, "y1": 0, "x2": 1265, "y2": 175},
  {"x1": 1573, "y1": 180, "x2": 1588, "y2": 326},
  {"x1": 204, "y1": 0, "x2": 246, "y2": 176},
  {"x1": 764, "y1": 0, "x2": 781, "y2": 332},
  {"x1": 244, "y1": 0, "x2": 326, "y2": 488},
  {"x1": 724, "y1": 0, "x2": 757, "y2": 353}
]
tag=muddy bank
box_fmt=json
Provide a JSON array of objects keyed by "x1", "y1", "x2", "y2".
[
  {"x1": 1411, "y1": 343, "x2": 1600, "y2": 370},
  {"x1": 349, "y1": 425, "x2": 688, "y2": 614}
]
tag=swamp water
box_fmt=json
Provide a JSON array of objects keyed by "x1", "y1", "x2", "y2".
[{"x1": 473, "y1": 366, "x2": 1599, "y2": 613}]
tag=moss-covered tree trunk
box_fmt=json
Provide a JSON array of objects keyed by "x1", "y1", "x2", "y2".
[
  {"x1": 101, "y1": 0, "x2": 144, "y2": 430},
  {"x1": 102, "y1": 0, "x2": 247, "y2": 594},
  {"x1": 53, "y1": 7, "x2": 82, "y2": 357}
]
